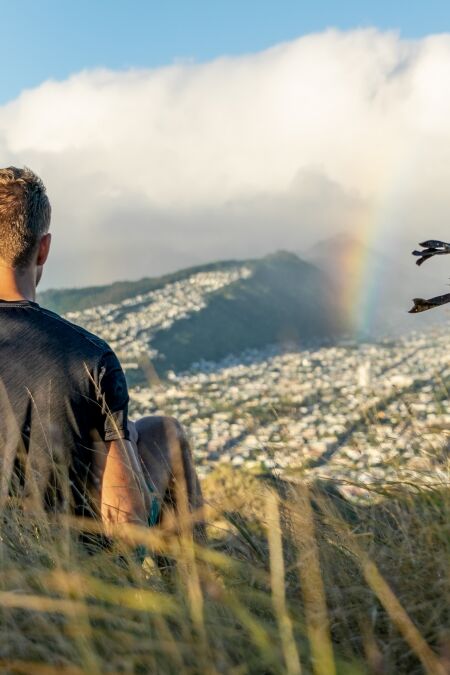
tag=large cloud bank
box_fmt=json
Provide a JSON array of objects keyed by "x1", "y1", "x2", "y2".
[{"x1": 1, "y1": 29, "x2": 450, "y2": 288}]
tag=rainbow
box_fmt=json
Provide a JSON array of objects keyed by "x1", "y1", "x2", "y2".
[{"x1": 340, "y1": 146, "x2": 418, "y2": 337}]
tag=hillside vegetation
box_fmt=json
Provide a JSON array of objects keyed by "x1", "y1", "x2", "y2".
[
  {"x1": 0, "y1": 468, "x2": 448, "y2": 674},
  {"x1": 40, "y1": 251, "x2": 342, "y2": 374},
  {"x1": 150, "y1": 252, "x2": 341, "y2": 372}
]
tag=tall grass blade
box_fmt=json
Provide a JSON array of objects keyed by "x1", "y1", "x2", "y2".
[
  {"x1": 291, "y1": 484, "x2": 336, "y2": 675},
  {"x1": 266, "y1": 489, "x2": 302, "y2": 675}
]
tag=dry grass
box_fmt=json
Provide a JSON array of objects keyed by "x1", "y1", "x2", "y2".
[{"x1": 0, "y1": 466, "x2": 448, "y2": 674}]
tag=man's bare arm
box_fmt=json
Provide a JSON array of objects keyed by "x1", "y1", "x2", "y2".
[{"x1": 100, "y1": 439, "x2": 150, "y2": 532}]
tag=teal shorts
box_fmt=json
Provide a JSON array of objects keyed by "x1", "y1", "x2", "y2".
[{"x1": 148, "y1": 485, "x2": 161, "y2": 527}]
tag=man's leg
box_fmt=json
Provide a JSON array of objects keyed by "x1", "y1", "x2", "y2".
[{"x1": 128, "y1": 416, "x2": 204, "y2": 537}]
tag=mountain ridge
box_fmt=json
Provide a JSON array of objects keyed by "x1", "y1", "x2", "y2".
[
  {"x1": 150, "y1": 250, "x2": 341, "y2": 372},
  {"x1": 38, "y1": 258, "x2": 243, "y2": 315},
  {"x1": 39, "y1": 250, "x2": 342, "y2": 375}
]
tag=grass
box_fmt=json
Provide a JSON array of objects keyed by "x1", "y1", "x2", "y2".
[{"x1": 0, "y1": 465, "x2": 448, "y2": 674}]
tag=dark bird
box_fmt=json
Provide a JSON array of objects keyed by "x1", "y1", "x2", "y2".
[
  {"x1": 412, "y1": 239, "x2": 450, "y2": 266},
  {"x1": 409, "y1": 239, "x2": 450, "y2": 313}
]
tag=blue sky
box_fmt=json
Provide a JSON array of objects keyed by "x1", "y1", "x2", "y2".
[{"x1": 1, "y1": 0, "x2": 449, "y2": 104}]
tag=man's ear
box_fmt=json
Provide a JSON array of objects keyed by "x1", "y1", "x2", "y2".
[{"x1": 36, "y1": 233, "x2": 52, "y2": 266}]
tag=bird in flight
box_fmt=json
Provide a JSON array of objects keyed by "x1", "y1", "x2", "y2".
[
  {"x1": 409, "y1": 240, "x2": 450, "y2": 313},
  {"x1": 412, "y1": 240, "x2": 450, "y2": 266}
]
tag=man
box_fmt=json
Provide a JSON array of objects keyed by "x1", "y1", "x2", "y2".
[{"x1": 0, "y1": 166, "x2": 203, "y2": 543}]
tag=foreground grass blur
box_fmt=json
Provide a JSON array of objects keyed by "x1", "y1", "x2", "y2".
[{"x1": 0, "y1": 467, "x2": 448, "y2": 674}]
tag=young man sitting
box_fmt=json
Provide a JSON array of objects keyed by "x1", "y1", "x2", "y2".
[{"x1": 0, "y1": 166, "x2": 203, "y2": 548}]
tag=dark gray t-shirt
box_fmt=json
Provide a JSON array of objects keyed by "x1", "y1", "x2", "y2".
[{"x1": 0, "y1": 298, "x2": 130, "y2": 518}]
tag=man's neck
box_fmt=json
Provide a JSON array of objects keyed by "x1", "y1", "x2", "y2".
[{"x1": 0, "y1": 265, "x2": 36, "y2": 302}]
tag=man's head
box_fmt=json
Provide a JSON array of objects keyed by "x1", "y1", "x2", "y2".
[{"x1": 0, "y1": 167, "x2": 51, "y2": 285}]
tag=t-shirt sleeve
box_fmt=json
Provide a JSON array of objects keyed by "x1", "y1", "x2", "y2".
[{"x1": 95, "y1": 350, "x2": 130, "y2": 441}]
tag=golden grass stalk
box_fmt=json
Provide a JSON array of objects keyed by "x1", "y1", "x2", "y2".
[
  {"x1": 357, "y1": 555, "x2": 447, "y2": 675},
  {"x1": 49, "y1": 571, "x2": 180, "y2": 616},
  {"x1": 266, "y1": 489, "x2": 302, "y2": 675},
  {"x1": 291, "y1": 484, "x2": 336, "y2": 675},
  {"x1": 166, "y1": 418, "x2": 213, "y2": 673},
  {"x1": 315, "y1": 489, "x2": 448, "y2": 675},
  {"x1": 0, "y1": 662, "x2": 93, "y2": 675},
  {"x1": 42, "y1": 565, "x2": 101, "y2": 675}
]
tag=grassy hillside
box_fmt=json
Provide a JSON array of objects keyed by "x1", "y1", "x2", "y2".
[
  {"x1": 150, "y1": 251, "x2": 342, "y2": 372},
  {"x1": 0, "y1": 469, "x2": 448, "y2": 674}
]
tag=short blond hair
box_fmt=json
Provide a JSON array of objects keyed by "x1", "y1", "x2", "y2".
[{"x1": 0, "y1": 166, "x2": 51, "y2": 268}]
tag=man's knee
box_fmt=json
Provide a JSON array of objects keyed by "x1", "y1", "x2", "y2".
[{"x1": 135, "y1": 415, "x2": 189, "y2": 450}]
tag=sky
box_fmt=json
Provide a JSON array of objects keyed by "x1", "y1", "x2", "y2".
[
  {"x1": 0, "y1": 1, "x2": 450, "y2": 289},
  {"x1": 1, "y1": 0, "x2": 449, "y2": 104}
]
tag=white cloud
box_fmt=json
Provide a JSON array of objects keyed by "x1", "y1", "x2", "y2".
[{"x1": 1, "y1": 28, "x2": 450, "y2": 288}]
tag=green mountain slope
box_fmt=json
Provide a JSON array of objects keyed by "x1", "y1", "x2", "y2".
[
  {"x1": 39, "y1": 251, "x2": 342, "y2": 374},
  {"x1": 150, "y1": 251, "x2": 341, "y2": 372}
]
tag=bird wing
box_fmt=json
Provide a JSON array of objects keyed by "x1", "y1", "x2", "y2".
[
  {"x1": 419, "y1": 240, "x2": 450, "y2": 250},
  {"x1": 412, "y1": 249, "x2": 439, "y2": 266}
]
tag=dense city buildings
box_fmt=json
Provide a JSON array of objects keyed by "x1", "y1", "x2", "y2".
[{"x1": 67, "y1": 267, "x2": 450, "y2": 497}]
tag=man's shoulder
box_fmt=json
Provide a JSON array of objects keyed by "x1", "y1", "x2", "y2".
[{"x1": 36, "y1": 305, "x2": 112, "y2": 356}]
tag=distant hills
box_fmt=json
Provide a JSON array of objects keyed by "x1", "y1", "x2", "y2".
[
  {"x1": 39, "y1": 251, "x2": 342, "y2": 374},
  {"x1": 38, "y1": 259, "x2": 240, "y2": 315},
  {"x1": 149, "y1": 251, "x2": 341, "y2": 371},
  {"x1": 38, "y1": 236, "x2": 448, "y2": 374}
]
